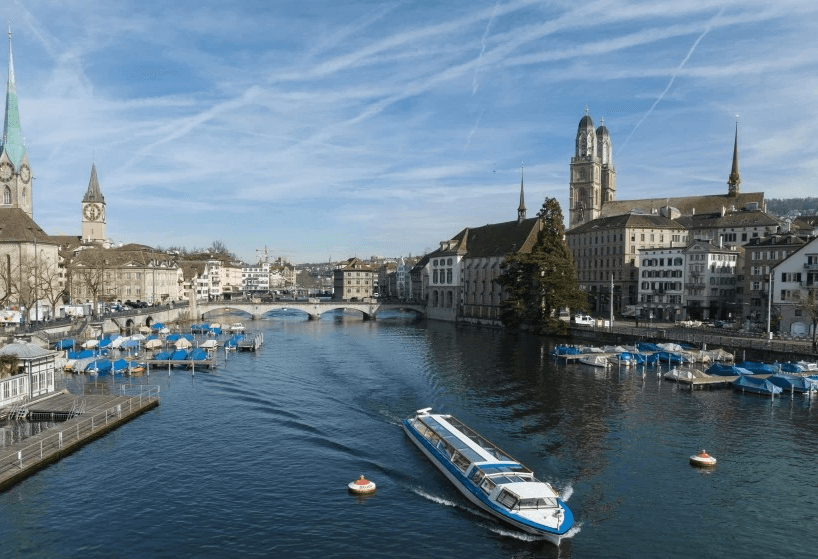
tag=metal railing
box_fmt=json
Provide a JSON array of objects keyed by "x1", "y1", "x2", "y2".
[{"x1": 0, "y1": 386, "x2": 160, "y2": 479}]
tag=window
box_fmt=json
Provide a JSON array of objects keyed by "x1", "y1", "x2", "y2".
[{"x1": 2, "y1": 186, "x2": 9, "y2": 204}]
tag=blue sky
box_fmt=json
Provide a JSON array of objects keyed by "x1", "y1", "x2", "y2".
[{"x1": 5, "y1": 0, "x2": 818, "y2": 263}]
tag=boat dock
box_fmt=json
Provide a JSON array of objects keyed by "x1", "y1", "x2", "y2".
[
  {"x1": 236, "y1": 332, "x2": 263, "y2": 352},
  {"x1": 144, "y1": 359, "x2": 217, "y2": 372},
  {"x1": 0, "y1": 386, "x2": 159, "y2": 492}
]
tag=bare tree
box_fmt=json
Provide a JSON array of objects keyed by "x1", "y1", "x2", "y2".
[
  {"x1": 791, "y1": 286, "x2": 818, "y2": 351},
  {"x1": 37, "y1": 256, "x2": 67, "y2": 320},
  {"x1": 69, "y1": 248, "x2": 108, "y2": 316},
  {"x1": 0, "y1": 253, "x2": 14, "y2": 307}
]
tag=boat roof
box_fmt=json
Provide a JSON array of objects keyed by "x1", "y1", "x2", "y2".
[
  {"x1": 502, "y1": 481, "x2": 557, "y2": 500},
  {"x1": 420, "y1": 413, "x2": 519, "y2": 466}
]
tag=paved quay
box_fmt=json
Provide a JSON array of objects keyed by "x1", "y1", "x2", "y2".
[{"x1": 0, "y1": 386, "x2": 159, "y2": 492}]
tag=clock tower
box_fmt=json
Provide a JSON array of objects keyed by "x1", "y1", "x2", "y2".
[{"x1": 81, "y1": 163, "x2": 107, "y2": 243}]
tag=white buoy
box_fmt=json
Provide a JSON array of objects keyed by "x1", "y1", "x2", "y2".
[
  {"x1": 689, "y1": 449, "x2": 717, "y2": 468},
  {"x1": 348, "y1": 475, "x2": 376, "y2": 495}
]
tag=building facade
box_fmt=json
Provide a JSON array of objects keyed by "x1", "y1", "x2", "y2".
[{"x1": 332, "y1": 258, "x2": 374, "y2": 300}]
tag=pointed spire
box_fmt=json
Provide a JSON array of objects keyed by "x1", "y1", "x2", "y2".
[
  {"x1": 517, "y1": 163, "x2": 526, "y2": 223},
  {"x1": 83, "y1": 163, "x2": 105, "y2": 203},
  {"x1": 2, "y1": 23, "x2": 25, "y2": 168},
  {"x1": 727, "y1": 117, "x2": 741, "y2": 197}
]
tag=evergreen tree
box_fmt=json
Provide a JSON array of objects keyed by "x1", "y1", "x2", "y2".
[{"x1": 495, "y1": 198, "x2": 586, "y2": 332}]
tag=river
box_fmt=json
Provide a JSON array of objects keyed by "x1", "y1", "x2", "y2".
[{"x1": 1, "y1": 311, "x2": 816, "y2": 558}]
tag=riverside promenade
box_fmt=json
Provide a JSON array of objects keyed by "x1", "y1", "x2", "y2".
[{"x1": 0, "y1": 386, "x2": 159, "y2": 492}]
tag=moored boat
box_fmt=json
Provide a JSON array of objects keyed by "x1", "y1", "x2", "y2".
[
  {"x1": 732, "y1": 375, "x2": 782, "y2": 396},
  {"x1": 402, "y1": 408, "x2": 573, "y2": 545},
  {"x1": 230, "y1": 322, "x2": 245, "y2": 332},
  {"x1": 579, "y1": 354, "x2": 610, "y2": 368}
]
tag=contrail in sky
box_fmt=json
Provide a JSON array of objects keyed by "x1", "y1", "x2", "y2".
[
  {"x1": 464, "y1": 108, "x2": 486, "y2": 150},
  {"x1": 472, "y1": 0, "x2": 501, "y2": 95},
  {"x1": 618, "y1": 8, "x2": 725, "y2": 154}
]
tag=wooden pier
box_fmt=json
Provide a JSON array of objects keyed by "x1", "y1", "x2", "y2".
[
  {"x1": 0, "y1": 386, "x2": 159, "y2": 492},
  {"x1": 145, "y1": 359, "x2": 217, "y2": 372}
]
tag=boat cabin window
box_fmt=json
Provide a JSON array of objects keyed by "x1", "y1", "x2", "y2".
[
  {"x1": 496, "y1": 490, "x2": 519, "y2": 510},
  {"x1": 471, "y1": 469, "x2": 485, "y2": 485},
  {"x1": 480, "y1": 477, "x2": 497, "y2": 494},
  {"x1": 451, "y1": 452, "x2": 471, "y2": 473},
  {"x1": 417, "y1": 416, "x2": 485, "y2": 463},
  {"x1": 517, "y1": 497, "x2": 558, "y2": 509},
  {"x1": 488, "y1": 473, "x2": 531, "y2": 485}
]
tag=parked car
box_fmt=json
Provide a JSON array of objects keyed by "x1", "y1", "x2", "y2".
[{"x1": 572, "y1": 314, "x2": 595, "y2": 326}]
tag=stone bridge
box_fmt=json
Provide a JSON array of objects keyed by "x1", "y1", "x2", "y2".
[
  {"x1": 104, "y1": 300, "x2": 426, "y2": 331},
  {"x1": 194, "y1": 300, "x2": 426, "y2": 321}
]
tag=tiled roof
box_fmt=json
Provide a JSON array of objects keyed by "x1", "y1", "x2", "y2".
[
  {"x1": 453, "y1": 217, "x2": 541, "y2": 259},
  {"x1": 566, "y1": 213, "x2": 683, "y2": 234},
  {"x1": 675, "y1": 209, "x2": 780, "y2": 229},
  {"x1": 599, "y1": 192, "x2": 764, "y2": 219},
  {"x1": 0, "y1": 208, "x2": 57, "y2": 244}
]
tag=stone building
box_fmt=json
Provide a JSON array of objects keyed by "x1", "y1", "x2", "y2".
[
  {"x1": 568, "y1": 109, "x2": 616, "y2": 229},
  {"x1": 565, "y1": 212, "x2": 688, "y2": 315},
  {"x1": 772, "y1": 236, "x2": 818, "y2": 337},
  {"x1": 636, "y1": 247, "x2": 686, "y2": 322},
  {"x1": 333, "y1": 258, "x2": 374, "y2": 300},
  {"x1": 741, "y1": 233, "x2": 808, "y2": 331},
  {"x1": 681, "y1": 240, "x2": 741, "y2": 321}
]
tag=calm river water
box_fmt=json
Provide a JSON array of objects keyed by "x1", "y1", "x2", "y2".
[{"x1": 1, "y1": 312, "x2": 816, "y2": 558}]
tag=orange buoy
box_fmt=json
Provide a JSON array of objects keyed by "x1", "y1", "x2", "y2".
[
  {"x1": 348, "y1": 475, "x2": 376, "y2": 495},
  {"x1": 689, "y1": 449, "x2": 717, "y2": 467}
]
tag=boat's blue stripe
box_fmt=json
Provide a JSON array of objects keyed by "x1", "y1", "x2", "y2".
[{"x1": 403, "y1": 419, "x2": 573, "y2": 535}]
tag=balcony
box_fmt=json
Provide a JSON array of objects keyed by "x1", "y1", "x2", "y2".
[{"x1": 804, "y1": 263, "x2": 818, "y2": 270}]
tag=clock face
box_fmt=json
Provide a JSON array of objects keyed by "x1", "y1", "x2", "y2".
[
  {"x1": 84, "y1": 203, "x2": 101, "y2": 221},
  {"x1": 20, "y1": 164, "x2": 30, "y2": 183},
  {"x1": 0, "y1": 162, "x2": 11, "y2": 182}
]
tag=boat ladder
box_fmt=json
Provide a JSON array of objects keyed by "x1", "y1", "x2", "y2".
[{"x1": 67, "y1": 399, "x2": 86, "y2": 418}]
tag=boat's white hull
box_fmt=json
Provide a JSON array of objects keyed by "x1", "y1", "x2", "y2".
[{"x1": 403, "y1": 422, "x2": 564, "y2": 545}]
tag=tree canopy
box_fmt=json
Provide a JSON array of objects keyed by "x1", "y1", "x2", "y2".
[{"x1": 495, "y1": 198, "x2": 586, "y2": 332}]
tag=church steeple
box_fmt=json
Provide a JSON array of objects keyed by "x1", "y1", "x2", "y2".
[
  {"x1": 517, "y1": 163, "x2": 526, "y2": 223},
  {"x1": 727, "y1": 118, "x2": 741, "y2": 197},
  {"x1": 83, "y1": 163, "x2": 105, "y2": 203},
  {"x1": 1, "y1": 25, "x2": 32, "y2": 218},
  {"x1": 2, "y1": 25, "x2": 25, "y2": 169}
]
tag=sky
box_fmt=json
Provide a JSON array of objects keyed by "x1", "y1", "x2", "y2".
[{"x1": 4, "y1": 0, "x2": 818, "y2": 264}]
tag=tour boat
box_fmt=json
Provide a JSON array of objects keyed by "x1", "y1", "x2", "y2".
[{"x1": 402, "y1": 408, "x2": 573, "y2": 545}]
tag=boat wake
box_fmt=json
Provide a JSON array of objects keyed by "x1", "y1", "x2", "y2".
[
  {"x1": 410, "y1": 487, "x2": 461, "y2": 508},
  {"x1": 563, "y1": 522, "x2": 582, "y2": 539},
  {"x1": 559, "y1": 482, "x2": 574, "y2": 502},
  {"x1": 480, "y1": 524, "x2": 541, "y2": 542}
]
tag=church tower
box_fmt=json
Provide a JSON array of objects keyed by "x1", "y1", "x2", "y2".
[
  {"x1": 596, "y1": 117, "x2": 616, "y2": 205},
  {"x1": 569, "y1": 109, "x2": 601, "y2": 229},
  {"x1": 0, "y1": 27, "x2": 33, "y2": 218},
  {"x1": 81, "y1": 163, "x2": 107, "y2": 243}
]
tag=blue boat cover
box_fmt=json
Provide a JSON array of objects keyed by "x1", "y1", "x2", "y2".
[
  {"x1": 171, "y1": 349, "x2": 189, "y2": 360},
  {"x1": 637, "y1": 342, "x2": 660, "y2": 352},
  {"x1": 166, "y1": 333, "x2": 181, "y2": 341},
  {"x1": 99, "y1": 339, "x2": 112, "y2": 347},
  {"x1": 552, "y1": 346, "x2": 580, "y2": 356},
  {"x1": 146, "y1": 334, "x2": 159, "y2": 341},
  {"x1": 151, "y1": 323, "x2": 165, "y2": 330},
  {"x1": 85, "y1": 359, "x2": 113, "y2": 373},
  {"x1": 122, "y1": 339, "x2": 140, "y2": 349},
  {"x1": 735, "y1": 361, "x2": 777, "y2": 375},
  {"x1": 155, "y1": 351, "x2": 173, "y2": 360},
  {"x1": 706, "y1": 363, "x2": 752, "y2": 376},
  {"x1": 112, "y1": 359, "x2": 129, "y2": 372},
  {"x1": 768, "y1": 374, "x2": 817, "y2": 393},
  {"x1": 187, "y1": 348, "x2": 207, "y2": 360},
  {"x1": 732, "y1": 375, "x2": 782, "y2": 395},
  {"x1": 53, "y1": 339, "x2": 75, "y2": 350}
]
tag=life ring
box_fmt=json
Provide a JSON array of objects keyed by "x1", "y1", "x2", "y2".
[{"x1": 348, "y1": 475, "x2": 376, "y2": 495}]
